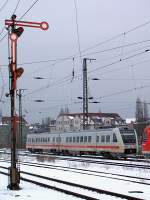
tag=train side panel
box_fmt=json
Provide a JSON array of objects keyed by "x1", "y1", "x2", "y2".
[
  {"x1": 26, "y1": 127, "x2": 138, "y2": 156},
  {"x1": 142, "y1": 126, "x2": 150, "y2": 156}
]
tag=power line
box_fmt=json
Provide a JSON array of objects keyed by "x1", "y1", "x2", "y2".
[
  {"x1": 0, "y1": 0, "x2": 9, "y2": 13},
  {"x1": 19, "y1": 0, "x2": 40, "y2": 20},
  {"x1": 0, "y1": 37, "x2": 147, "y2": 70},
  {"x1": 88, "y1": 48, "x2": 150, "y2": 74},
  {"x1": 13, "y1": 0, "x2": 21, "y2": 14},
  {"x1": 21, "y1": 48, "x2": 150, "y2": 97},
  {"x1": 96, "y1": 84, "x2": 150, "y2": 100},
  {"x1": 81, "y1": 19, "x2": 150, "y2": 54},
  {"x1": 73, "y1": 0, "x2": 82, "y2": 65},
  {"x1": 83, "y1": 39, "x2": 150, "y2": 57}
]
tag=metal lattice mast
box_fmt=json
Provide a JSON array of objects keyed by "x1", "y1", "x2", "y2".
[{"x1": 83, "y1": 58, "x2": 88, "y2": 130}]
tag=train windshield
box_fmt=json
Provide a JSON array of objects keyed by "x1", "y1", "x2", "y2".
[{"x1": 119, "y1": 128, "x2": 136, "y2": 144}]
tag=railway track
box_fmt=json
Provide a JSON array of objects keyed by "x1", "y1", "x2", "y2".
[
  {"x1": 1, "y1": 159, "x2": 150, "y2": 190},
  {"x1": 20, "y1": 152, "x2": 150, "y2": 168},
  {"x1": 1, "y1": 155, "x2": 150, "y2": 182},
  {"x1": 19, "y1": 161, "x2": 150, "y2": 186},
  {"x1": 1, "y1": 151, "x2": 150, "y2": 168},
  {"x1": 0, "y1": 166, "x2": 144, "y2": 200},
  {"x1": 22, "y1": 153, "x2": 150, "y2": 170}
]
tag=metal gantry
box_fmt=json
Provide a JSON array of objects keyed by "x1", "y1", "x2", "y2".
[{"x1": 5, "y1": 15, "x2": 49, "y2": 190}]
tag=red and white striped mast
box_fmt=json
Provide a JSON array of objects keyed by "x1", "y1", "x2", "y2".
[{"x1": 5, "y1": 15, "x2": 49, "y2": 190}]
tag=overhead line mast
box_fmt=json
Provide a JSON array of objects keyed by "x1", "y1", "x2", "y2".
[{"x1": 82, "y1": 58, "x2": 95, "y2": 130}]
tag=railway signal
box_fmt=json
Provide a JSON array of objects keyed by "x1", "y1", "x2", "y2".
[{"x1": 5, "y1": 15, "x2": 49, "y2": 190}]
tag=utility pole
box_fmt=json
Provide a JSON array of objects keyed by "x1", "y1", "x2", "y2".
[
  {"x1": 5, "y1": 15, "x2": 48, "y2": 190},
  {"x1": 17, "y1": 89, "x2": 26, "y2": 150},
  {"x1": 82, "y1": 58, "x2": 95, "y2": 130}
]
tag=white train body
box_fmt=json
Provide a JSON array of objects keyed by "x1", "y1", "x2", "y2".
[{"x1": 26, "y1": 126, "x2": 138, "y2": 156}]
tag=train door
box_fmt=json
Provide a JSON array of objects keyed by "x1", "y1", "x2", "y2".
[
  {"x1": 96, "y1": 132, "x2": 99, "y2": 154},
  {"x1": 56, "y1": 133, "x2": 61, "y2": 154}
]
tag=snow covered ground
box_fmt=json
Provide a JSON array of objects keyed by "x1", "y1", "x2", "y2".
[
  {"x1": 0, "y1": 153, "x2": 150, "y2": 199},
  {"x1": 0, "y1": 174, "x2": 82, "y2": 200}
]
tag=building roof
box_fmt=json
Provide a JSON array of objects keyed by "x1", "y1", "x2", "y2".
[{"x1": 58, "y1": 112, "x2": 122, "y2": 119}]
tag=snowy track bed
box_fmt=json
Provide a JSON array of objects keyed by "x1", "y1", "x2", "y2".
[
  {"x1": 0, "y1": 167, "x2": 143, "y2": 200},
  {"x1": 0, "y1": 161, "x2": 149, "y2": 199},
  {"x1": 0, "y1": 173, "x2": 82, "y2": 200}
]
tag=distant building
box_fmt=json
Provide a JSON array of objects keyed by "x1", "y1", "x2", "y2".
[
  {"x1": 56, "y1": 112, "x2": 125, "y2": 132},
  {"x1": 2, "y1": 116, "x2": 28, "y2": 125},
  {"x1": 0, "y1": 116, "x2": 29, "y2": 148}
]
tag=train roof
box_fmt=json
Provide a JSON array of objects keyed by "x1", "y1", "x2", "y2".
[{"x1": 27, "y1": 126, "x2": 135, "y2": 137}]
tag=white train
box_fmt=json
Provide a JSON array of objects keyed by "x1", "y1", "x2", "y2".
[{"x1": 26, "y1": 126, "x2": 138, "y2": 157}]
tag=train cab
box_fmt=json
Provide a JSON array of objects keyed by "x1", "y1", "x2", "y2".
[{"x1": 142, "y1": 126, "x2": 150, "y2": 157}]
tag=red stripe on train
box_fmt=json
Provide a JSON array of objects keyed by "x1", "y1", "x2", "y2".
[{"x1": 26, "y1": 144, "x2": 120, "y2": 149}]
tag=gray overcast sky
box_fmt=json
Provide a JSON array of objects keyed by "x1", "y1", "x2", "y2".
[{"x1": 0, "y1": 0, "x2": 150, "y2": 123}]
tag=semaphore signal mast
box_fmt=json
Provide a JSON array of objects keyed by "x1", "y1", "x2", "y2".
[{"x1": 5, "y1": 14, "x2": 49, "y2": 190}]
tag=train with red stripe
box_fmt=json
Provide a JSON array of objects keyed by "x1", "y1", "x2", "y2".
[
  {"x1": 26, "y1": 126, "x2": 138, "y2": 157},
  {"x1": 142, "y1": 126, "x2": 150, "y2": 157}
]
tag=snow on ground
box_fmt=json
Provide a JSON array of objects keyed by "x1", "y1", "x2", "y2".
[
  {"x1": 0, "y1": 174, "x2": 82, "y2": 200},
  {"x1": 0, "y1": 154, "x2": 150, "y2": 199}
]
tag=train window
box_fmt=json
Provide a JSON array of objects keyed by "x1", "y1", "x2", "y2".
[
  {"x1": 77, "y1": 136, "x2": 79, "y2": 143},
  {"x1": 80, "y1": 136, "x2": 83, "y2": 143},
  {"x1": 36, "y1": 138, "x2": 38, "y2": 142},
  {"x1": 73, "y1": 137, "x2": 76, "y2": 143},
  {"x1": 70, "y1": 137, "x2": 72, "y2": 142},
  {"x1": 58, "y1": 137, "x2": 61, "y2": 142},
  {"x1": 121, "y1": 134, "x2": 136, "y2": 144},
  {"x1": 56, "y1": 137, "x2": 58, "y2": 142},
  {"x1": 84, "y1": 136, "x2": 87, "y2": 143},
  {"x1": 106, "y1": 135, "x2": 110, "y2": 143},
  {"x1": 96, "y1": 136, "x2": 99, "y2": 143},
  {"x1": 48, "y1": 137, "x2": 50, "y2": 142},
  {"x1": 101, "y1": 135, "x2": 105, "y2": 143},
  {"x1": 53, "y1": 137, "x2": 55, "y2": 142},
  {"x1": 88, "y1": 136, "x2": 92, "y2": 143},
  {"x1": 66, "y1": 137, "x2": 68, "y2": 143},
  {"x1": 32, "y1": 138, "x2": 35, "y2": 143},
  {"x1": 113, "y1": 134, "x2": 117, "y2": 142}
]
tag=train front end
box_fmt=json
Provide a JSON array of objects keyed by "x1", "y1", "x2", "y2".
[
  {"x1": 119, "y1": 127, "x2": 138, "y2": 156},
  {"x1": 142, "y1": 126, "x2": 150, "y2": 157}
]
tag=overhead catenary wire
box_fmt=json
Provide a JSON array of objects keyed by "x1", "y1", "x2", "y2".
[
  {"x1": 18, "y1": 39, "x2": 150, "y2": 82},
  {"x1": 22, "y1": 48, "x2": 150, "y2": 97},
  {"x1": 19, "y1": 0, "x2": 40, "y2": 20},
  {"x1": 1, "y1": 2, "x2": 150, "y2": 119},
  {"x1": 0, "y1": 0, "x2": 9, "y2": 13},
  {"x1": 95, "y1": 84, "x2": 150, "y2": 100},
  {"x1": 88, "y1": 48, "x2": 150, "y2": 74},
  {"x1": 23, "y1": 83, "x2": 150, "y2": 114},
  {"x1": 13, "y1": 0, "x2": 21, "y2": 15},
  {"x1": 73, "y1": 0, "x2": 82, "y2": 65}
]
